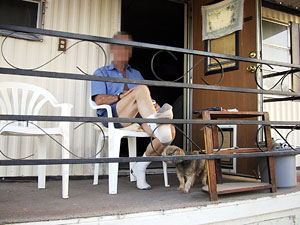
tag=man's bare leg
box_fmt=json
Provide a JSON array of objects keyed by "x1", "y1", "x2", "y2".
[
  {"x1": 131, "y1": 125, "x2": 175, "y2": 190},
  {"x1": 116, "y1": 85, "x2": 155, "y2": 122},
  {"x1": 143, "y1": 124, "x2": 176, "y2": 156},
  {"x1": 117, "y1": 85, "x2": 173, "y2": 145},
  {"x1": 116, "y1": 85, "x2": 175, "y2": 189}
]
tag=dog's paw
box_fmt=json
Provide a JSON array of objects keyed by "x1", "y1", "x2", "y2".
[
  {"x1": 177, "y1": 186, "x2": 184, "y2": 192},
  {"x1": 183, "y1": 188, "x2": 190, "y2": 194}
]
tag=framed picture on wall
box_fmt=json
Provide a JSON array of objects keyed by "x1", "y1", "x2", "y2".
[{"x1": 204, "y1": 31, "x2": 239, "y2": 75}]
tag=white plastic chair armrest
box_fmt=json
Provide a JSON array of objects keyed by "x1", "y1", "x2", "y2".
[
  {"x1": 89, "y1": 102, "x2": 113, "y2": 117},
  {"x1": 53, "y1": 103, "x2": 73, "y2": 116},
  {"x1": 89, "y1": 100, "x2": 115, "y2": 130}
]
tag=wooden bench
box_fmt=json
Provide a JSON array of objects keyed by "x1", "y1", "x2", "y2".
[{"x1": 199, "y1": 111, "x2": 277, "y2": 201}]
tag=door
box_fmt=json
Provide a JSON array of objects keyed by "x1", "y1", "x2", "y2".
[
  {"x1": 120, "y1": 0, "x2": 186, "y2": 159},
  {"x1": 192, "y1": 0, "x2": 259, "y2": 175}
]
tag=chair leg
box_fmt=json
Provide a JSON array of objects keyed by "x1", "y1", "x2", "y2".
[
  {"x1": 108, "y1": 134, "x2": 122, "y2": 194},
  {"x1": 163, "y1": 161, "x2": 170, "y2": 187},
  {"x1": 128, "y1": 137, "x2": 137, "y2": 182},
  {"x1": 93, "y1": 135, "x2": 105, "y2": 185},
  {"x1": 61, "y1": 136, "x2": 70, "y2": 199},
  {"x1": 37, "y1": 136, "x2": 46, "y2": 189}
]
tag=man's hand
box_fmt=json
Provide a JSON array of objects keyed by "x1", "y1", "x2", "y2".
[
  {"x1": 94, "y1": 87, "x2": 139, "y2": 105},
  {"x1": 121, "y1": 88, "x2": 135, "y2": 98},
  {"x1": 155, "y1": 103, "x2": 160, "y2": 111}
]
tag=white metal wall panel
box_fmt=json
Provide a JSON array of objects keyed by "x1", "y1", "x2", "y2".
[
  {"x1": 0, "y1": 0, "x2": 120, "y2": 177},
  {"x1": 264, "y1": 102, "x2": 300, "y2": 166},
  {"x1": 262, "y1": 7, "x2": 300, "y2": 166},
  {"x1": 262, "y1": 7, "x2": 300, "y2": 23}
]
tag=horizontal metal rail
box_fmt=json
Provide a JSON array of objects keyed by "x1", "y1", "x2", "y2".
[
  {"x1": 273, "y1": 126, "x2": 300, "y2": 130},
  {"x1": 1, "y1": 24, "x2": 300, "y2": 69},
  {"x1": 0, "y1": 150, "x2": 299, "y2": 166},
  {"x1": 1, "y1": 68, "x2": 300, "y2": 97},
  {"x1": 1, "y1": 24, "x2": 300, "y2": 168},
  {"x1": 263, "y1": 68, "x2": 300, "y2": 78},
  {"x1": 264, "y1": 97, "x2": 300, "y2": 102},
  {"x1": 1, "y1": 114, "x2": 300, "y2": 126}
]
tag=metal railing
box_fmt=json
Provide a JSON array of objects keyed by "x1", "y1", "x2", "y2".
[{"x1": 0, "y1": 24, "x2": 300, "y2": 166}]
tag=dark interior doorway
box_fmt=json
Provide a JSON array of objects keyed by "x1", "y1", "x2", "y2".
[{"x1": 120, "y1": 0, "x2": 186, "y2": 157}]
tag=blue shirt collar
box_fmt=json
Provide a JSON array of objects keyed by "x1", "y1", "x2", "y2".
[{"x1": 108, "y1": 62, "x2": 132, "y2": 72}]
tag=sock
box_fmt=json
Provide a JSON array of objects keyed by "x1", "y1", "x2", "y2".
[
  {"x1": 147, "y1": 103, "x2": 173, "y2": 146},
  {"x1": 131, "y1": 153, "x2": 151, "y2": 190}
]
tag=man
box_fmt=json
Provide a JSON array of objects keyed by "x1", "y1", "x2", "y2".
[{"x1": 91, "y1": 32, "x2": 175, "y2": 190}]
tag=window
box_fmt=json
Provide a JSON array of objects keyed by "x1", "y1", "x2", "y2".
[
  {"x1": 0, "y1": 0, "x2": 44, "y2": 40},
  {"x1": 204, "y1": 32, "x2": 239, "y2": 75},
  {"x1": 262, "y1": 19, "x2": 291, "y2": 92}
]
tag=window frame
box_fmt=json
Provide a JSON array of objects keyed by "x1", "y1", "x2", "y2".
[
  {"x1": 204, "y1": 31, "x2": 240, "y2": 75},
  {"x1": 0, "y1": 0, "x2": 44, "y2": 41},
  {"x1": 261, "y1": 18, "x2": 292, "y2": 96}
]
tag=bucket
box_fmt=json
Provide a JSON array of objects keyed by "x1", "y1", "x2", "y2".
[{"x1": 259, "y1": 148, "x2": 297, "y2": 188}]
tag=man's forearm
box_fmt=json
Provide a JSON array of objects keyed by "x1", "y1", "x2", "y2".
[{"x1": 94, "y1": 94, "x2": 119, "y2": 105}]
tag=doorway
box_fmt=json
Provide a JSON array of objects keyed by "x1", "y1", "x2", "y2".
[{"x1": 120, "y1": 0, "x2": 186, "y2": 156}]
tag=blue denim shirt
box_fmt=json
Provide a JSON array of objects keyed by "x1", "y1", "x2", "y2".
[{"x1": 91, "y1": 62, "x2": 144, "y2": 116}]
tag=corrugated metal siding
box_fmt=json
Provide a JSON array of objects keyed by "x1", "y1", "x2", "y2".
[
  {"x1": 264, "y1": 102, "x2": 300, "y2": 166},
  {"x1": 262, "y1": 7, "x2": 300, "y2": 23},
  {"x1": 262, "y1": 7, "x2": 300, "y2": 166},
  {"x1": 264, "y1": 0, "x2": 300, "y2": 12},
  {"x1": 0, "y1": 0, "x2": 120, "y2": 176}
]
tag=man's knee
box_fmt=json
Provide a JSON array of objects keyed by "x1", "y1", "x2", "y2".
[
  {"x1": 134, "y1": 85, "x2": 150, "y2": 96},
  {"x1": 171, "y1": 125, "x2": 176, "y2": 140}
]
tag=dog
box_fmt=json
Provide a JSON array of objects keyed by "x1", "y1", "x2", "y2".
[{"x1": 162, "y1": 145, "x2": 207, "y2": 193}]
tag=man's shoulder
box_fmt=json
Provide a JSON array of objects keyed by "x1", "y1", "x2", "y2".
[
  {"x1": 94, "y1": 65, "x2": 112, "y2": 76},
  {"x1": 129, "y1": 67, "x2": 140, "y2": 73},
  {"x1": 127, "y1": 66, "x2": 143, "y2": 79}
]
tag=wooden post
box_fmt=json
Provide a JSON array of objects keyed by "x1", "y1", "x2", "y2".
[
  {"x1": 263, "y1": 112, "x2": 277, "y2": 192},
  {"x1": 203, "y1": 111, "x2": 218, "y2": 201},
  {"x1": 212, "y1": 125, "x2": 223, "y2": 184}
]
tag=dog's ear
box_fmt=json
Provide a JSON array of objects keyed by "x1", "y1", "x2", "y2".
[
  {"x1": 163, "y1": 145, "x2": 176, "y2": 156},
  {"x1": 163, "y1": 145, "x2": 182, "y2": 165},
  {"x1": 177, "y1": 148, "x2": 186, "y2": 156},
  {"x1": 162, "y1": 145, "x2": 173, "y2": 156},
  {"x1": 162, "y1": 146, "x2": 174, "y2": 165}
]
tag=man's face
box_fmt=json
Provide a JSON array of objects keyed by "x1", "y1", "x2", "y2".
[{"x1": 111, "y1": 34, "x2": 132, "y2": 64}]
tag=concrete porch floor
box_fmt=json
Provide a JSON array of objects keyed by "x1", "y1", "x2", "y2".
[{"x1": 1, "y1": 172, "x2": 300, "y2": 225}]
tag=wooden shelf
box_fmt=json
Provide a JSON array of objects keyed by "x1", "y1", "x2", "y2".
[
  {"x1": 202, "y1": 182, "x2": 273, "y2": 195},
  {"x1": 197, "y1": 111, "x2": 265, "y2": 119},
  {"x1": 214, "y1": 148, "x2": 268, "y2": 154},
  {"x1": 201, "y1": 111, "x2": 277, "y2": 201}
]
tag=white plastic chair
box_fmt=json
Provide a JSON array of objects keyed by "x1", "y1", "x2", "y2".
[
  {"x1": 90, "y1": 100, "x2": 169, "y2": 194},
  {"x1": 0, "y1": 82, "x2": 73, "y2": 199}
]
